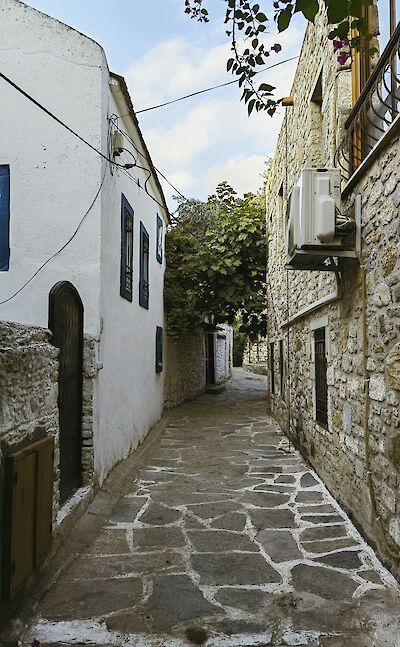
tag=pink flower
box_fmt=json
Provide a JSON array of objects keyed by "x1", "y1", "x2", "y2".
[
  {"x1": 332, "y1": 39, "x2": 342, "y2": 51},
  {"x1": 185, "y1": 6, "x2": 191, "y2": 12},
  {"x1": 270, "y1": 43, "x2": 282, "y2": 53},
  {"x1": 337, "y1": 51, "x2": 350, "y2": 65},
  {"x1": 341, "y1": 37, "x2": 349, "y2": 46}
]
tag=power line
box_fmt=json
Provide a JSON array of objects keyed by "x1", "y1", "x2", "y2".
[
  {"x1": 0, "y1": 69, "x2": 171, "y2": 219},
  {"x1": 115, "y1": 124, "x2": 187, "y2": 200},
  {"x1": 132, "y1": 56, "x2": 299, "y2": 115},
  {"x1": 0, "y1": 165, "x2": 107, "y2": 306},
  {"x1": 0, "y1": 71, "x2": 128, "y2": 171}
]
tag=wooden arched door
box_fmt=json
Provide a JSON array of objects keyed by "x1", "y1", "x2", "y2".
[{"x1": 49, "y1": 281, "x2": 83, "y2": 503}]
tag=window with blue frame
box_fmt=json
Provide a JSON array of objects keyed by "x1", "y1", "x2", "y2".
[
  {"x1": 156, "y1": 214, "x2": 163, "y2": 264},
  {"x1": 155, "y1": 326, "x2": 163, "y2": 373},
  {"x1": 0, "y1": 166, "x2": 10, "y2": 272},
  {"x1": 120, "y1": 194, "x2": 134, "y2": 301},
  {"x1": 139, "y1": 222, "x2": 149, "y2": 309}
]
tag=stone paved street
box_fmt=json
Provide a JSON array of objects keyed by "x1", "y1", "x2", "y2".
[{"x1": 23, "y1": 370, "x2": 400, "y2": 646}]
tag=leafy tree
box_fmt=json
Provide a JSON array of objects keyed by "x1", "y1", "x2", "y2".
[
  {"x1": 165, "y1": 183, "x2": 267, "y2": 340},
  {"x1": 184, "y1": 0, "x2": 376, "y2": 115}
]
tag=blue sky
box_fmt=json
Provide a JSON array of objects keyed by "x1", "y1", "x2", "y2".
[{"x1": 27, "y1": 0, "x2": 304, "y2": 204}]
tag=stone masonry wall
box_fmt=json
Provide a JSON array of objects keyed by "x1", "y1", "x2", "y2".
[
  {"x1": 266, "y1": 8, "x2": 400, "y2": 578},
  {"x1": 82, "y1": 335, "x2": 96, "y2": 486},
  {"x1": 164, "y1": 330, "x2": 206, "y2": 408},
  {"x1": 244, "y1": 339, "x2": 269, "y2": 365},
  {"x1": 0, "y1": 321, "x2": 60, "y2": 595}
]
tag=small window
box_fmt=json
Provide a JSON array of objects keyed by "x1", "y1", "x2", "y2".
[
  {"x1": 270, "y1": 342, "x2": 275, "y2": 395},
  {"x1": 0, "y1": 165, "x2": 10, "y2": 272},
  {"x1": 156, "y1": 214, "x2": 163, "y2": 264},
  {"x1": 279, "y1": 339, "x2": 285, "y2": 400},
  {"x1": 155, "y1": 326, "x2": 163, "y2": 373},
  {"x1": 139, "y1": 222, "x2": 149, "y2": 309},
  {"x1": 314, "y1": 327, "x2": 328, "y2": 428},
  {"x1": 120, "y1": 194, "x2": 134, "y2": 301}
]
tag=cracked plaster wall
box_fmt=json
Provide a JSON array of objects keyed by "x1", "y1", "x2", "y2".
[{"x1": 265, "y1": 10, "x2": 400, "y2": 579}]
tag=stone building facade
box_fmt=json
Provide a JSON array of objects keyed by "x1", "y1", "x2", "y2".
[
  {"x1": 266, "y1": 8, "x2": 400, "y2": 578},
  {"x1": 0, "y1": 322, "x2": 59, "y2": 608}
]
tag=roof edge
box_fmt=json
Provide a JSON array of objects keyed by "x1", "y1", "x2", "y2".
[{"x1": 109, "y1": 72, "x2": 170, "y2": 223}]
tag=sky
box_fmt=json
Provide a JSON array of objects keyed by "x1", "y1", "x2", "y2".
[{"x1": 26, "y1": 0, "x2": 305, "y2": 206}]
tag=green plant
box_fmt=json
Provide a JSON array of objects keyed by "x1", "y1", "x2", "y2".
[{"x1": 165, "y1": 183, "x2": 267, "y2": 339}]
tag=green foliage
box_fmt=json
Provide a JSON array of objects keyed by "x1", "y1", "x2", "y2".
[
  {"x1": 185, "y1": 0, "x2": 375, "y2": 115},
  {"x1": 165, "y1": 183, "x2": 267, "y2": 340},
  {"x1": 233, "y1": 329, "x2": 248, "y2": 366}
]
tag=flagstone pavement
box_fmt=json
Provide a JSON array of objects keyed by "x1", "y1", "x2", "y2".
[{"x1": 21, "y1": 369, "x2": 400, "y2": 646}]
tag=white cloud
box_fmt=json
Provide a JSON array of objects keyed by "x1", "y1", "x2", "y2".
[
  {"x1": 124, "y1": 24, "x2": 303, "y2": 203},
  {"x1": 202, "y1": 154, "x2": 268, "y2": 197}
]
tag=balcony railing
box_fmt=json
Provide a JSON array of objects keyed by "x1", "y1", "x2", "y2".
[{"x1": 335, "y1": 22, "x2": 400, "y2": 183}]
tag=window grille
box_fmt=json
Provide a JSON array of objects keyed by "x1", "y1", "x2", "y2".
[
  {"x1": 270, "y1": 342, "x2": 275, "y2": 395},
  {"x1": 120, "y1": 194, "x2": 134, "y2": 301},
  {"x1": 279, "y1": 339, "x2": 285, "y2": 400},
  {"x1": 155, "y1": 326, "x2": 163, "y2": 373},
  {"x1": 156, "y1": 214, "x2": 163, "y2": 264},
  {"x1": 314, "y1": 327, "x2": 328, "y2": 428},
  {"x1": 139, "y1": 222, "x2": 149, "y2": 309},
  {"x1": 0, "y1": 165, "x2": 10, "y2": 271}
]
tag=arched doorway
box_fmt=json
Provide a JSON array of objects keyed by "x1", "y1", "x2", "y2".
[{"x1": 49, "y1": 281, "x2": 83, "y2": 503}]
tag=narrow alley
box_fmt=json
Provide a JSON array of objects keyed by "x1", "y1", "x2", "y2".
[{"x1": 18, "y1": 370, "x2": 400, "y2": 647}]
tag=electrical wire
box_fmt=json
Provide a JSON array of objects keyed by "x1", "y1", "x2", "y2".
[
  {"x1": 114, "y1": 123, "x2": 187, "y2": 200},
  {"x1": 126, "y1": 56, "x2": 299, "y2": 115},
  {"x1": 0, "y1": 71, "x2": 130, "y2": 171},
  {"x1": 0, "y1": 165, "x2": 107, "y2": 306}
]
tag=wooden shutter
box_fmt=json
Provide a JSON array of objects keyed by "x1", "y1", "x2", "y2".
[{"x1": 3, "y1": 437, "x2": 54, "y2": 600}]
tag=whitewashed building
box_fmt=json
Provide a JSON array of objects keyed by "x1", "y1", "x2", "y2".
[{"x1": 0, "y1": 0, "x2": 169, "y2": 503}]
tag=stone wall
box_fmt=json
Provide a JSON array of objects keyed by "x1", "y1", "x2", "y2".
[
  {"x1": 82, "y1": 335, "x2": 96, "y2": 486},
  {"x1": 244, "y1": 339, "x2": 269, "y2": 365},
  {"x1": 266, "y1": 9, "x2": 400, "y2": 578},
  {"x1": 0, "y1": 321, "x2": 60, "y2": 596},
  {"x1": 164, "y1": 330, "x2": 206, "y2": 408}
]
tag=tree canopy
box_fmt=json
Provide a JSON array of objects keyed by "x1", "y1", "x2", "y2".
[
  {"x1": 165, "y1": 183, "x2": 267, "y2": 340},
  {"x1": 184, "y1": 0, "x2": 376, "y2": 115}
]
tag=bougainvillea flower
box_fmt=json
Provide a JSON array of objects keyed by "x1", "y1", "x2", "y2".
[
  {"x1": 337, "y1": 51, "x2": 350, "y2": 65},
  {"x1": 332, "y1": 39, "x2": 342, "y2": 51},
  {"x1": 271, "y1": 43, "x2": 282, "y2": 53},
  {"x1": 31, "y1": 640, "x2": 41, "y2": 647}
]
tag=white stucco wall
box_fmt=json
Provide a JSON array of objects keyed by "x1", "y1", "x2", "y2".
[
  {"x1": 0, "y1": 0, "x2": 103, "y2": 337},
  {"x1": 0, "y1": 0, "x2": 168, "y2": 487},
  {"x1": 95, "y1": 83, "x2": 167, "y2": 483},
  {"x1": 215, "y1": 324, "x2": 233, "y2": 384}
]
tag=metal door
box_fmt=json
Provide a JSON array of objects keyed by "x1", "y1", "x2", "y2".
[{"x1": 49, "y1": 282, "x2": 83, "y2": 503}]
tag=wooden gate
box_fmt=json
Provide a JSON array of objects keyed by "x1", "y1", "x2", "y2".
[
  {"x1": 49, "y1": 281, "x2": 83, "y2": 503},
  {"x1": 3, "y1": 437, "x2": 54, "y2": 600}
]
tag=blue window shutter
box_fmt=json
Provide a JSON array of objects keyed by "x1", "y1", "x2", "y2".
[
  {"x1": 139, "y1": 222, "x2": 149, "y2": 309},
  {"x1": 0, "y1": 166, "x2": 10, "y2": 272},
  {"x1": 120, "y1": 194, "x2": 134, "y2": 301},
  {"x1": 156, "y1": 214, "x2": 163, "y2": 264},
  {"x1": 156, "y1": 326, "x2": 163, "y2": 373}
]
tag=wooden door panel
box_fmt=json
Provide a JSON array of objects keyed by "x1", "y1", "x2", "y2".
[
  {"x1": 10, "y1": 453, "x2": 36, "y2": 598},
  {"x1": 36, "y1": 438, "x2": 54, "y2": 565}
]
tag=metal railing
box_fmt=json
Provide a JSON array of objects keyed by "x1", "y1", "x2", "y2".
[{"x1": 335, "y1": 23, "x2": 400, "y2": 182}]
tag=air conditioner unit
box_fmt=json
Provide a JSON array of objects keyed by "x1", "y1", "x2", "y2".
[{"x1": 286, "y1": 168, "x2": 342, "y2": 269}]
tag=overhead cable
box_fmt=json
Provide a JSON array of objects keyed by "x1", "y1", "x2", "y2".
[{"x1": 133, "y1": 56, "x2": 299, "y2": 115}]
